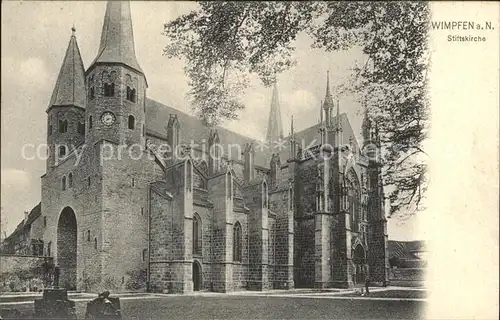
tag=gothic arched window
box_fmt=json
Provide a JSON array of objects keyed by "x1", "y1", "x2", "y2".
[
  {"x1": 89, "y1": 74, "x2": 95, "y2": 99},
  {"x1": 59, "y1": 120, "x2": 68, "y2": 133},
  {"x1": 193, "y1": 213, "x2": 202, "y2": 255},
  {"x1": 62, "y1": 176, "x2": 66, "y2": 191},
  {"x1": 68, "y1": 173, "x2": 73, "y2": 188},
  {"x1": 58, "y1": 145, "x2": 66, "y2": 158},
  {"x1": 102, "y1": 71, "x2": 116, "y2": 97},
  {"x1": 89, "y1": 115, "x2": 93, "y2": 129},
  {"x1": 48, "y1": 116, "x2": 53, "y2": 136},
  {"x1": 346, "y1": 170, "x2": 361, "y2": 233},
  {"x1": 126, "y1": 87, "x2": 136, "y2": 103},
  {"x1": 125, "y1": 74, "x2": 137, "y2": 102},
  {"x1": 78, "y1": 121, "x2": 85, "y2": 135},
  {"x1": 128, "y1": 115, "x2": 135, "y2": 130},
  {"x1": 262, "y1": 181, "x2": 269, "y2": 209},
  {"x1": 233, "y1": 222, "x2": 242, "y2": 262}
]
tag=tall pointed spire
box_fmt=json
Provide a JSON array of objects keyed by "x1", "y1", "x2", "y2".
[
  {"x1": 290, "y1": 115, "x2": 295, "y2": 137},
  {"x1": 48, "y1": 27, "x2": 86, "y2": 110},
  {"x1": 323, "y1": 70, "x2": 335, "y2": 111},
  {"x1": 266, "y1": 81, "x2": 284, "y2": 144},
  {"x1": 90, "y1": 1, "x2": 143, "y2": 74}
]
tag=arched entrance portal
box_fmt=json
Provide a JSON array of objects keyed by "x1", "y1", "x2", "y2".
[
  {"x1": 192, "y1": 260, "x2": 202, "y2": 291},
  {"x1": 57, "y1": 207, "x2": 77, "y2": 290},
  {"x1": 353, "y1": 244, "x2": 366, "y2": 285}
]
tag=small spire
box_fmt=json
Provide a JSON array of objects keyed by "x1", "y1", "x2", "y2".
[
  {"x1": 319, "y1": 100, "x2": 324, "y2": 125},
  {"x1": 323, "y1": 71, "x2": 334, "y2": 110},
  {"x1": 290, "y1": 115, "x2": 294, "y2": 137},
  {"x1": 48, "y1": 30, "x2": 86, "y2": 110},
  {"x1": 326, "y1": 70, "x2": 330, "y2": 95},
  {"x1": 71, "y1": 24, "x2": 76, "y2": 36}
]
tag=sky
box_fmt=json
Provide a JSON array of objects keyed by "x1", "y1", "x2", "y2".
[{"x1": 0, "y1": 1, "x2": 426, "y2": 240}]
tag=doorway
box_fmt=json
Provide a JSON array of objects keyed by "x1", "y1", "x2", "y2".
[
  {"x1": 192, "y1": 261, "x2": 202, "y2": 291},
  {"x1": 57, "y1": 207, "x2": 77, "y2": 290},
  {"x1": 353, "y1": 244, "x2": 366, "y2": 285}
]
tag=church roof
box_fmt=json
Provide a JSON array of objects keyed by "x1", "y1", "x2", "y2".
[
  {"x1": 90, "y1": 1, "x2": 144, "y2": 75},
  {"x1": 3, "y1": 203, "x2": 42, "y2": 242},
  {"x1": 145, "y1": 97, "x2": 364, "y2": 170},
  {"x1": 388, "y1": 240, "x2": 426, "y2": 260},
  {"x1": 145, "y1": 98, "x2": 273, "y2": 168},
  {"x1": 48, "y1": 29, "x2": 86, "y2": 110}
]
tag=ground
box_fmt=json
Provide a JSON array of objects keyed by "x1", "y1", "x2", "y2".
[{"x1": 0, "y1": 288, "x2": 426, "y2": 320}]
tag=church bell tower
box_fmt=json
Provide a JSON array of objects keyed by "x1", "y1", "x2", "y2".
[
  {"x1": 85, "y1": 1, "x2": 147, "y2": 147},
  {"x1": 46, "y1": 27, "x2": 86, "y2": 171}
]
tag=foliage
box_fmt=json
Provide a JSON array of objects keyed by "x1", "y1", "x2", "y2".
[
  {"x1": 126, "y1": 269, "x2": 147, "y2": 291},
  {"x1": 103, "y1": 276, "x2": 119, "y2": 291},
  {"x1": 163, "y1": 2, "x2": 430, "y2": 217}
]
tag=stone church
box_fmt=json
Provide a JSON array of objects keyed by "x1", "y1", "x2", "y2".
[{"x1": 16, "y1": 1, "x2": 389, "y2": 293}]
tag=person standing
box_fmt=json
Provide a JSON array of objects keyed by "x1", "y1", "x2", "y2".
[{"x1": 364, "y1": 267, "x2": 370, "y2": 296}]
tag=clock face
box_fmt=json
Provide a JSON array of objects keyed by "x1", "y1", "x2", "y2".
[{"x1": 101, "y1": 112, "x2": 116, "y2": 126}]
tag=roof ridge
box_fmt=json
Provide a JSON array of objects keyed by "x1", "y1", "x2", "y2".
[{"x1": 146, "y1": 97, "x2": 265, "y2": 144}]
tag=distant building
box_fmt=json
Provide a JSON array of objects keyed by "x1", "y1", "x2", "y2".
[
  {"x1": 1, "y1": 203, "x2": 45, "y2": 256},
  {"x1": 3, "y1": 1, "x2": 388, "y2": 293},
  {"x1": 388, "y1": 240, "x2": 427, "y2": 268}
]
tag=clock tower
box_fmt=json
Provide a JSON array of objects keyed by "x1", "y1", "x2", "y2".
[{"x1": 85, "y1": 1, "x2": 147, "y2": 147}]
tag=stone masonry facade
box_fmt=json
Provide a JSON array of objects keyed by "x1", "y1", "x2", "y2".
[{"x1": 4, "y1": 1, "x2": 388, "y2": 294}]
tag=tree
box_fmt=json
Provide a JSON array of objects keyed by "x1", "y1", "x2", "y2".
[
  {"x1": 0, "y1": 206, "x2": 7, "y2": 241},
  {"x1": 163, "y1": 2, "x2": 430, "y2": 217}
]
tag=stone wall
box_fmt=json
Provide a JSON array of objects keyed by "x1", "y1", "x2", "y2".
[
  {"x1": 270, "y1": 188, "x2": 294, "y2": 289},
  {"x1": 232, "y1": 211, "x2": 249, "y2": 291},
  {"x1": 208, "y1": 171, "x2": 231, "y2": 292},
  {"x1": 367, "y1": 220, "x2": 389, "y2": 286},
  {"x1": 293, "y1": 159, "x2": 317, "y2": 288},
  {"x1": 245, "y1": 181, "x2": 270, "y2": 291},
  {"x1": 0, "y1": 255, "x2": 54, "y2": 292},
  {"x1": 41, "y1": 142, "x2": 104, "y2": 292},
  {"x1": 389, "y1": 268, "x2": 426, "y2": 287},
  {"x1": 101, "y1": 143, "x2": 164, "y2": 292},
  {"x1": 294, "y1": 218, "x2": 314, "y2": 287},
  {"x1": 149, "y1": 162, "x2": 191, "y2": 293}
]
